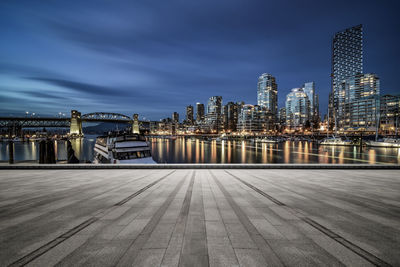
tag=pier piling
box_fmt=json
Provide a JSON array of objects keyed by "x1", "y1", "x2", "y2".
[{"x1": 8, "y1": 141, "x2": 14, "y2": 164}]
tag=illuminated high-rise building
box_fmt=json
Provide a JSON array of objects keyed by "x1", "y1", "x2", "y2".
[
  {"x1": 340, "y1": 73, "x2": 380, "y2": 131},
  {"x1": 186, "y1": 105, "x2": 194, "y2": 124},
  {"x1": 172, "y1": 112, "x2": 179, "y2": 123},
  {"x1": 302, "y1": 82, "x2": 319, "y2": 124},
  {"x1": 205, "y1": 96, "x2": 222, "y2": 131},
  {"x1": 380, "y1": 95, "x2": 400, "y2": 134},
  {"x1": 257, "y1": 73, "x2": 278, "y2": 117},
  {"x1": 196, "y1": 103, "x2": 205, "y2": 122},
  {"x1": 285, "y1": 88, "x2": 310, "y2": 129},
  {"x1": 237, "y1": 105, "x2": 274, "y2": 133},
  {"x1": 222, "y1": 101, "x2": 243, "y2": 132},
  {"x1": 331, "y1": 25, "x2": 363, "y2": 124}
]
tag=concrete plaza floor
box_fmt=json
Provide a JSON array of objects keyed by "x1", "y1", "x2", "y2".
[{"x1": 0, "y1": 168, "x2": 399, "y2": 266}]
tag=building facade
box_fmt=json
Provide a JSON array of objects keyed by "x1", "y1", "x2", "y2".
[
  {"x1": 302, "y1": 81, "x2": 319, "y2": 126},
  {"x1": 172, "y1": 112, "x2": 179, "y2": 123},
  {"x1": 205, "y1": 96, "x2": 222, "y2": 132},
  {"x1": 339, "y1": 73, "x2": 380, "y2": 131},
  {"x1": 380, "y1": 94, "x2": 400, "y2": 134},
  {"x1": 331, "y1": 25, "x2": 363, "y2": 125},
  {"x1": 237, "y1": 105, "x2": 275, "y2": 133},
  {"x1": 278, "y1": 107, "x2": 286, "y2": 126},
  {"x1": 257, "y1": 73, "x2": 278, "y2": 117},
  {"x1": 196, "y1": 103, "x2": 205, "y2": 122},
  {"x1": 342, "y1": 96, "x2": 379, "y2": 132},
  {"x1": 186, "y1": 105, "x2": 194, "y2": 125},
  {"x1": 285, "y1": 88, "x2": 310, "y2": 129},
  {"x1": 222, "y1": 102, "x2": 242, "y2": 133}
]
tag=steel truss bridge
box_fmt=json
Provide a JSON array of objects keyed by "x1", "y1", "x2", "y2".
[
  {"x1": 0, "y1": 112, "x2": 133, "y2": 128},
  {"x1": 0, "y1": 111, "x2": 146, "y2": 137}
]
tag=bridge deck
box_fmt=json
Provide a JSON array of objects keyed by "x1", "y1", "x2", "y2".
[{"x1": 0, "y1": 169, "x2": 399, "y2": 266}]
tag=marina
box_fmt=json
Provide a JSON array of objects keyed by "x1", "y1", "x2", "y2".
[{"x1": 1, "y1": 136, "x2": 400, "y2": 165}]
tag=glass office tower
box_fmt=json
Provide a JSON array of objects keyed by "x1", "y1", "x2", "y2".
[
  {"x1": 285, "y1": 88, "x2": 310, "y2": 129},
  {"x1": 186, "y1": 105, "x2": 194, "y2": 125},
  {"x1": 302, "y1": 82, "x2": 319, "y2": 123},
  {"x1": 206, "y1": 96, "x2": 222, "y2": 131},
  {"x1": 257, "y1": 73, "x2": 278, "y2": 117},
  {"x1": 172, "y1": 112, "x2": 179, "y2": 123},
  {"x1": 222, "y1": 101, "x2": 242, "y2": 132},
  {"x1": 331, "y1": 25, "x2": 363, "y2": 124},
  {"x1": 340, "y1": 73, "x2": 380, "y2": 131},
  {"x1": 196, "y1": 103, "x2": 205, "y2": 122}
]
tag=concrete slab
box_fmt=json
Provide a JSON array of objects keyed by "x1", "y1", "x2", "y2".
[{"x1": 0, "y1": 168, "x2": 398, "y2": 266}]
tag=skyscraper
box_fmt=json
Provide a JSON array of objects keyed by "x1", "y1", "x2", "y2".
[
  {"x1": 380, "y1": 95, "x2": 400, "y2": 134},
  {"x1": 222, "y1": 102, "x2": 242, "y2": 132},
  {"x1": 340, "y1": 73, "x2": 380, "y2": 131},
  {"x1": 186, "y1": 105, "x2": 194, "y2": 124},
  {"x1": 206, "y1": 96, "x2": 222, "y2": 131},
  {"x1": 285, "y1": 88, "x2": 310, "y2": 129},
  {"x1": 237, "y1": 105, "x2": 274, "y2": 133},
  {"x1": 257, "y1": 73, "x2": 278, "y2": 117},
  {"x1": 172, "y1": 112, "x2": 179, "y2": 123},
  {"x1": 278, "y1": 107, "x2": 286, "y2": 126},
  {"x1": 302, "y1": 82, "x2": 319, "y2": 124},
  {"x1": 196, "y1": 103, "x2": 205, "y2": 122},
  {"x1": 343, "y1": 73, "x2": 379, "y2": 103},
  {"x1": 331, "y1": 25, "x2": 363, "y2": 124}
]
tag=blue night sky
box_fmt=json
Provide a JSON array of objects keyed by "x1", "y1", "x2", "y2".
[{"x1": 0, "y1": 0, "x2": 399, "y2": 120}]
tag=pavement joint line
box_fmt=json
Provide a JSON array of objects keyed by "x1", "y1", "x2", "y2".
[
  {"x1": 224, "y1": 170, "x2": 393, "y2": 267},
  {"x1": 114, "y1": 170, "x2": 176, "y2": 206},
  {"x1": 178, "y1": 171, "x2": 209, "y2": 267},
  {"x1": 169, "y1": 171, "x2": 195, "y2": 266},
  {"x1": 204, "y1": 170, "x2": 241, "y2": 265},
  {"x1": 0, "y1": 170, "x2": 158, "y2": 218},
  {"x1": 1, "y1": 164, "x2": 399, "y2": 169},
  {"x1": 7, "y1": 170, "x2": 176, "y2": 267},
  {"x1": 245, "y1": 170, "x2": 400, "y2": 234},
  {"x1": 116, "y1": 171, "x2": 192, "y2": 266},
  {"x1": 209, "y1": 170, "x2": 284, "y2": 266}
]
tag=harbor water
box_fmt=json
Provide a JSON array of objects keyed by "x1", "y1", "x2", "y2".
[{"x1": 0, "y1": 136, "x2": 399, "y2": 164}]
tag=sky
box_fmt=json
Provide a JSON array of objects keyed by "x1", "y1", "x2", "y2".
[{"x1": 0, "y1": 0, "x2": 399, "y2": 120}]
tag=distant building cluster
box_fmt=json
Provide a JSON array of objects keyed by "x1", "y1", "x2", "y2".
[
  {"x1": 150, "y1": 25, "x2": 399, "y2": 135},
  {"x1": 328, "y1": 25, "x2": 399, "y2": 134}
]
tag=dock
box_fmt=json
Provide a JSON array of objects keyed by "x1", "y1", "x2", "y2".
[{"x1": 0, "y1": 167, "x2": 399, "y2": 266}]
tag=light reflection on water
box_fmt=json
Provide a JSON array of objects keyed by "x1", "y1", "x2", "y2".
[
  {"x1": 0, "y1": 136, "x2": 96, "y2": 162},
  {"x1": 0, "y1": 136, "x2": 399, "y2": 164},
  {"x1": 148, "y1": 137, "x2": 400, "y2": 164}
]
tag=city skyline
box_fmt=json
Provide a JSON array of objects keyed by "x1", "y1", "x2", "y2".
[{"x1": 0, "y1": 0, "x2": 399, "y2": 120}]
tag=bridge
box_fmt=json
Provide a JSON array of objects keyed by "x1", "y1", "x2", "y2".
[{"x1": 0, "y1": 110, "x2": 140, "y2": 136}]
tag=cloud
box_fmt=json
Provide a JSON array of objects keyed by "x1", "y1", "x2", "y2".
[
  {"x1": 21, "y1": 90, "x2": 68, "y2": 100},
  {"x1": 25, "y1": 77, "x2": 119, "y2": 96}
]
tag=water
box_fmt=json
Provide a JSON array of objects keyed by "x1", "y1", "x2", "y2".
[
  {"x1": 1, "y1": 136, "x2": 399, "y2": 164},
  {"x1": 0, "y1": 135, "x2": 97, "y2": 163}
]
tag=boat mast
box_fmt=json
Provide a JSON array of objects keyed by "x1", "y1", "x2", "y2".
[
  {"x1": 334, "y1": 113, "x2": 338, "y2": 137},
  {"x1": 327, "y1": 107, "x2": 329, "y2": 138},
  {"x1": 375, "y1": 97, "x2": 380, "y2": 142}
]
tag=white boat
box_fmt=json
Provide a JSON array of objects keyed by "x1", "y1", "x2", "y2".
[
  {"x1": 93, "y1": 133, "x2": 156, "y2": 164},
  {"x1": 365, "y1": 138, "x2": 400, "y2": 148},
  {"x1": 255, "y1": 138, "x2": 282, "y2": 143},
  {"x1": 319, "y1": 136, "x2": 353, "y2": 146}
]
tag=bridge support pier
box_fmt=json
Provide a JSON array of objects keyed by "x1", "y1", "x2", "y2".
[
  {"x1": 132, "y1": 114, "x2": 140, "y2": 134},
  {"x1": 70, "y1": 110, "x2": 83, "y2": 137}
]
